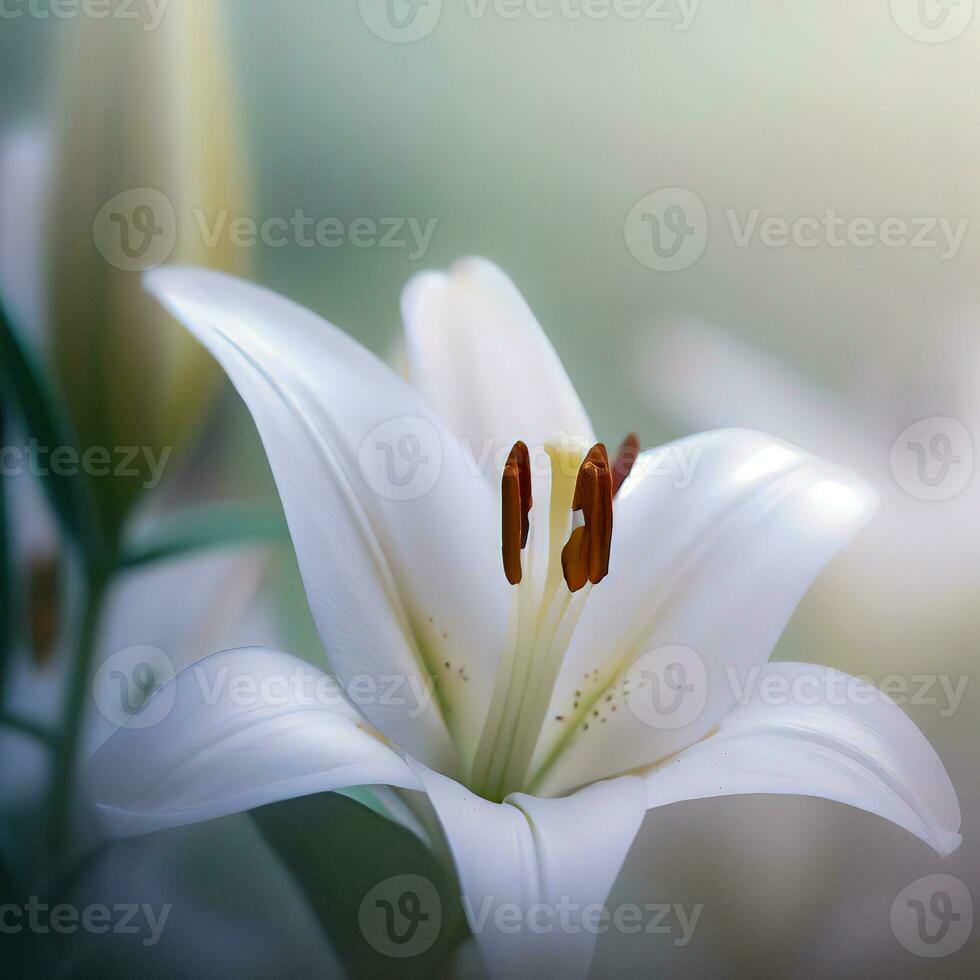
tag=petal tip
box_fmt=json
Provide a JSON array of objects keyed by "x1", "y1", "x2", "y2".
[{"x1": 934, "y1": 830, "x2": 963, "y2": 859}]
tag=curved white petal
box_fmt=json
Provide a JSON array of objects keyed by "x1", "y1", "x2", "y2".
[
  {"x1": 0, "y1": 127, "x2": 50, "y2": 345},
  {"x1": 411, "y1": 761, "x2": 647, "y2": 979},
  {"x1": 644, "y1": 663, "x2": 961, "y2": 857},
  {"x1": 145, "y1": 268, "x2": 509, "y2": 772},
  {"x1": 86, "y1": 647, "x2": 422, "y2": 838},
  {"x1": 403, "y1": 257, "x2": 595, "y2": 464},
  {"x1": 531, "y1": 429, "x2": 878, "y2": 795}
]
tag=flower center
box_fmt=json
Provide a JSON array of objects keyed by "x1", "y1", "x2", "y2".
[{"x1": 471, "y1": 432, "x2": 638, "y2": 801}]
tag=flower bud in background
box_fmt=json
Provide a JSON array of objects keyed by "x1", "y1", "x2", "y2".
[{"x1": 45, "y1": 0, "x2": 250, "y2": 545}]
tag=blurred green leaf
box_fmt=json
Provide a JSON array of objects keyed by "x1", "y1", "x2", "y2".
[
  {"x1": 118, "y1": 502, "x2": 287, "y2": 571},
  {"x1": 0, "y1": 298, "x2": 105, "y2": 563},
  {"x1": 252, "y1": 792, "x2": 467, "y2": 980}
]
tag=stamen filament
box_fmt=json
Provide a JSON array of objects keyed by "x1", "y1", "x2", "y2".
[
  {"x1": 477, "y1": 434, "x2": 623, "y2": 799},
  {"x1": 497, "y1": 582, "x2": 591, "y2": 796}
]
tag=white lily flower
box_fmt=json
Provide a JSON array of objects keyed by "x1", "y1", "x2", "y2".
[{"x1": 89, "y1": 259, "x2": 961, "y2": 978}]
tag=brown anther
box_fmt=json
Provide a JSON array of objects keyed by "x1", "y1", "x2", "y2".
[
  {"x1": 611, "y1": 433, "x2": 640, "y2": 497},
  {"x1": 561, "y1": 525, "x2": 590, "y2": 592},
  {"x1": 561, "y1": 443, "x2": 613, "y2": 592},
  {"x1": 501, "y1": 441, "x2": 532, "y2": 585}
]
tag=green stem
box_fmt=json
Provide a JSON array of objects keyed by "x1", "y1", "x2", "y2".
[
  {"x1": 0, "y1": 712, "x2": 60, "y2": 749},
  {"x1": 0, "y1": 404, "x2": 11, "y2": 707},
  {"x1": 0, "y1": 299, "x2": 107, "y2": 568},
  {"x1": 47, "y1": 562, "x2": 110, "y2": 855}
]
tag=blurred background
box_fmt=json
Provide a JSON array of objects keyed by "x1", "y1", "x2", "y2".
[{"x1": 1, "y1": 0, "x2": 978, "y2": 976}]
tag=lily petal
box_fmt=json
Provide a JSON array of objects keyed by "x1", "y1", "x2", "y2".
[
  {"x1": 531, "y1": 429, "x2": 878, "y2": 795},
  {"x1": 145, "y1": 268, "x2": 509, "y2": 772},
  {"x1": 87, "y1": 647, "x2": 422, "y2": 838},
  {"x1": 411, "y1": 761, "x2": 647, "y2": 979},
  {"x1": 403, "y1": 257, "x2": 595, "y2": 462},
  {"x1": 643, "y1": 662, "x2": 961, "y2": 857}
]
